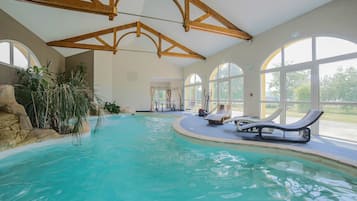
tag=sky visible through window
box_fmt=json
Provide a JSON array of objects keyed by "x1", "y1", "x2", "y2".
[{"x1": 0, "y1": 42, "x2": 10, "y2": 64}]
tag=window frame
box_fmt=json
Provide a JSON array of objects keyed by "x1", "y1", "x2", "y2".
[
  {"x1": 260, "y1": 36, "x2": 357, "y2": 135},
  {"x1": 0, "y1": 40, "x2": 40, "y2": 69},
  {"x1": 184, "y1": 73, "x2": 203, "y2": 111},
  {"x1": 209, "y1": 63, "x2": 244, "y2": 114}
]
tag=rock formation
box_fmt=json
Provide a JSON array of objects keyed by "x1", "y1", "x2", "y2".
[
  {"x1": 0, "y1": 85, "x2": 61, "y2": 151},
  {"x1": 0, "y1": 85, "x2": 33, "y2": 130}
]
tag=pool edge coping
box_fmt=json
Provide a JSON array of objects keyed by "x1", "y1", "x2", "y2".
[{"x1": 172, "y1": 116, "x2": 357, "y2": 170}]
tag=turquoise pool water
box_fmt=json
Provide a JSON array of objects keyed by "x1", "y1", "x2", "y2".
[{"x1": 0, "y1": 114, "x2": 356, "y2": 201}]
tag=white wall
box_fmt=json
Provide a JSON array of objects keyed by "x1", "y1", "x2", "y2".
[
  {"x1": 183, "y1": 0, "x2": 357, "y2": 116},
  {"x1": 94, "y1": 51, "x2": 113, "y2": 102},
  {"x1": 94, "y1": 51, "x2": 183, "y2": 111}
]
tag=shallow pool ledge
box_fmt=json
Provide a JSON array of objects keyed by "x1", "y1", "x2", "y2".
[
  {"x1": 173, "y1": 116, "x2": 357, "y2": 170},
  {"x1": 0, "y1": 129, "x2": 91, "y2": 160}
]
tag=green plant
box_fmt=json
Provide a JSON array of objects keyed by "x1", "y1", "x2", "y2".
[
  {"x1": 104, "y1": 101, "x2": 120, "y2": 114},
  {"x1": 15, "y1": 65, "x2": 101, "y2": 135}
]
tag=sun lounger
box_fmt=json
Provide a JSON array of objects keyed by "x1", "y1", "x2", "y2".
[
  {"x1": 238, "y1": 110, "x2": 324, "y2": 143},
  {"x1": 223, "y1": 108, "x2": 283, "y2": 128},
  {"x1": 205, "y1": 104, "x2": 232, "y2": 125}
]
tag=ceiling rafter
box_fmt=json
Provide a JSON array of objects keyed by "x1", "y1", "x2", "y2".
[
  {"x1": 20, "y1": 0, "x2": 252, "y2": 40},
  {"x1": 19, "y1": 0, "x2": 118, "y2": 20},
  {"x1": 47, "y1": 21, "x2": 206, "y2": 60},
  {"x1": 173, "y1": 0, "x2": 253, "y2": 40}
]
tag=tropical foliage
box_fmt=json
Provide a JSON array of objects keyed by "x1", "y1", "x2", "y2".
[
  {"x1": 104, "y1": 101, "x2": 120, "y2": 114},
  {"x1": 320, "y1": 67, "x2": 357, "y2": 102},
  {"x1": 15, "y1": 65, "x2": 100, "y2": 135}
]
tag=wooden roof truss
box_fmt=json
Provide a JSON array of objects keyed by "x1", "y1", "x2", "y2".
[
  {"x1": 173, "y1": 0, "x2": 252, "y2": 40},
  {"x1": 21, "y1": 0, "x2": 252, "y2": 40},
  {"x1": 20, "y1": 0, "x2": 119, "y2": 20},
  {"x1": 47, "y1": 21, "x2": 206, "y2": 60}
]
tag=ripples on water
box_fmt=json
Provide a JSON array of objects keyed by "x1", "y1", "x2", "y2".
[{"x1": 0, "y1": 114, "x2": 356, "y2": 201}]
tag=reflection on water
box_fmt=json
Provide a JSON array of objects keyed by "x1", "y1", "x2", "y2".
[{"x1": 0, "y1": 114, "x2": 356, "y2": 201}]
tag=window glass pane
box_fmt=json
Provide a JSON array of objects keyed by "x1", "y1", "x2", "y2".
[
  {"x1": 264, "y1": 49, "x2": 282, "y2": 70},
  {"x1": 153, "y1": 89, "x2": 167, "y2": 110},
  {"x1": 210, "y1": 67, "x2": 218, "y2": 81},
  {"x1": 209, "y1": 101, "x2": 218, "y2": 112},
  {"x1": 218, "y1": 81, "x2": 229, "y2": 101},
  {"x1": 218, "y1": 63, "x2": 229, "y2": 79},
  {"x1": 184, "y1": 86, "x2": 191, "y2": 101},
  {"x1": 29, "y1": 55, "x2": 39, "y2": 67},
  {"x1": 286, "y1": 69, "x2": 311, "y2": 101},
  {"x1": 261, "y1": 72, "x2": 280, "y2": 101},
  {"x1": 189, "y1": 75, "x2": 196, "y2": 84},
  {"x1": 320, "y1": 59, "x2": 357, "y2": 102},
  {"x1": 260, "y1": 102, "x2": 280, "y2": 121},
  {"x1": 231, "y1": 77, "x2": 243, "y2": 101},
  {"x1": 284, "y1": 38, "x2": 312, "y2": 65},
  {"x1": 317, "y1": 37, "x2": 357, "y2": 60},
  {"x1": 185, "y1": 74, "x2": 201, "y2": 85},
  {"x1": 0, "y1": 42, "x2": 10, "y2": 64},
  {"x1": 13, "y1": 43, "x2": 28, "y2": 68},
  {"x1": 184, "y1": 100, "x2": 191, "y2": 110},
  {"x1": 184, "y1": 77, "x2": 190, "y2": 85},
  {"x1": 320, "y1": 104, "x2": 357, "y2": 142},
  {"x1": 230, "y1": 63, "x2": 243, "y2": 77},
  {"x1": 286, "y1": 103, "x2": 310, "y2": 124},
  {"x1": 195, "y1": 85, "x2": 202, "y2": 101},
  {"x1": 194, "y1": 74, "x2": 202, "y2": 83},
  {"x1": 209, "y1": 82, "x2": 218, "y2": 100},
  {"x1": 184, "y1": 85, "x2": 202, "y2": 111},
  {"x1": 231, "y1": 102, "x2": 244, "y2": 116}
]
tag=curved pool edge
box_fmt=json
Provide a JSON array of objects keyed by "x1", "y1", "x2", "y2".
[{"x1": 172, "y1": 116, "x2": 357, "y2": 172}]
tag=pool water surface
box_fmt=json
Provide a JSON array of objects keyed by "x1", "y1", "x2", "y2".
[{"x1": 0, "y1": 114, "x2": 356, "y2": 200}]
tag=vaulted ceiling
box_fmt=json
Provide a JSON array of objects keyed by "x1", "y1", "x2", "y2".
[{"x1": 0, "y1": 0, "x2": 331, "y2": 67}]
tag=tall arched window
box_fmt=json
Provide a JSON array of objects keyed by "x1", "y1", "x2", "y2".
[
  {"x1": 0, "y1": 40, "x2": 40, "y2": 69},
  {"x1": 261, "y1": 36, "x2": 357, "y2": 142},
  {"x1": 209, "y1": 63, "x2": 244, "y2": 115},
  {"x1": 184, "y1": 74, "x2": 202, "y2": 111}
]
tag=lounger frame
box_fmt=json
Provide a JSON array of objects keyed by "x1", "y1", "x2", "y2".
[{"x1": 239, "y1": 110, "x2": 324, "y2": 143}]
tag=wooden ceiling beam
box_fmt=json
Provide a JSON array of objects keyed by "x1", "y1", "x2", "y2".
[
  {"x1": 95, "y1": 36, "x2": 111, "y2": 48},
  {"x1": 64, "y1": 22, "x2": 137, "y2": 42},
  {"x1": 20, "y1": 0, "x2": 118, "y2": 20},
  {"x1": 193, "y1": 13, "x2": 211, "y2": 23},
  {"x1": 160, "y1": 52, "x2": 204, "y2": 60},
  {"x1": 172, "y1": 0, "x2": 184, "y2": 22},
  {"x1": 173, "y1": 0, "x2": 253, "y2": 40},
  {"x1": 162, "y1": 45, "x2": 176, "y2": 53},
  {"x1": 189, "y1": 0, "x2": 236, "y2": 29},
  {"x1": 190, "y1": 22, "x2": 252, "y2": 40},
  {"x1": 47, "y1": 21, "x2": 206, "y2": 60},
  {"x1": 47, "y1": 41, "x2": 114, "y2": 51}
]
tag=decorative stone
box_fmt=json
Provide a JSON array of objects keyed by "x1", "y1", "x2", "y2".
[
  {"x1": 0, "y1": 112, "x2": 30, "y2": 151},
  {"x1": 19, "y1": 116, "x2": 33, "y2": 130},
  {"x1": 0, "y1": 112, "x2": 17, "y2": 127},
  {"x1": 0, "y1": 85, "x2": 36, "y2": 150},
  {"x1": 0, "y1": 85, "x2": 16, "y2": 107},
  {"x1": 29, "y1": 129, "x2": 61, "y2": 139},
  {"x1": 2, "y1": 103, "x2": 28, "y2": 116}
]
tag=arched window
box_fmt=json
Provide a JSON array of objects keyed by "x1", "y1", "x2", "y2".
[
  {"x1": 261, "y1": 36, "x2": 357, "y2": 142},
  {"x1": 184, "y1": 74, "x2": 202, "y2": 111},
  {"x1": 209, "y1": 63, "x2": 244, "y2": 115},
  {"x1": 0, "y1": 40, "x2": 40, "y2": 69}
]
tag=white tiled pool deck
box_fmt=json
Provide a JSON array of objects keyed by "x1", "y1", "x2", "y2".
[{"x1": 172, "y1": 113, "x2": 357, "y2": 168}]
